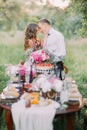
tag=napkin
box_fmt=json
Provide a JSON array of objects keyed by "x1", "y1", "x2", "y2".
[{"x1": 11, "y1": 99, "x2": 60, "y2": 130}]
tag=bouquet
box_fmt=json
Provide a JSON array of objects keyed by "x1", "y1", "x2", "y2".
[{"x1": 30, "y1": 49, "x2": 50, "y2": 63}]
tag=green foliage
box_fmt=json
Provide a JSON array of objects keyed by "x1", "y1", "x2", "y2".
[
  {"x1": 71, "y1": 0, "x2": 87, "y2": 37},
  {"x1": 0, "y1": 43, "x2": 24, "y2": 64},
  {"x1": 65, "y1": 39, "x2": 87, "y2": 98},
  {"x1": 0, "y1": 0, "x2": 84, "y2": 38},
  {"x1": 0, "y1": 65, "x2": 9, "y2": 92},
  {"x1": 0, "y1": 0, "x2": 87, "y2": 37},
  {"x1": 0, "y1": 31, "x2": 25, "y2": 64},
  {"x1": 0, "y1": 0, "x2": 28, "y2": 32}
]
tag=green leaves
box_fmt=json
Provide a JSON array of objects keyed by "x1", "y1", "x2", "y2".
[
  {"x1": 0, "y1": 65, "x2": 9, "y2": 92},
  {"x1": 71, "y1": 0, "x2": 87, "y2": 37},
  {"x1": 0, "y1": 0, "x2": 28, "y2": 32},
  {"x1": 0, "y1": 0, "x2": 87, "y2": 37}
]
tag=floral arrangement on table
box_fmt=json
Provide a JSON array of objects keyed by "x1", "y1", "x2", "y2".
[
  {"x1": 5, "y1": 64, "x2": 18, "y2": 77},
  {"x1": 18, "y1": 62, "x2": 36, "y2": 83},
  {"x1": 6, "y1": 48, "x2": 54, "y2": 83},
  {"x1": 29, "y1": 49, "x2": 50, "y2": 63},
  {"x1": 29, "y1": 49, "x2": 55, "y2": 74},
  {"x1": 15, "y1": 49, "x2": 50, "y2": 82},
  {"x1": 32, "y1": 74, "x2": 63, "y2": 99},
  {"x1": 5, "y1": 63, "x2": 27, "y2": 83}
]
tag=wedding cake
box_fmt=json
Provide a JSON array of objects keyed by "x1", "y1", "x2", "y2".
[
  {"x1": 30, "y1": 49, "x2": 54, "y2": 74},
  {"x1": 35, "y1": 63, "x2": 54, "y2": 73}
]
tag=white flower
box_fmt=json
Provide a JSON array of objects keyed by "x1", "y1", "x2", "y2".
[
  {"x1": 41, "y1": 81, "x2": 52, "y2": 93},
  {"x1": 52, "y1": 79, "x2": 63, "y2": 92},
  {"x1": 32, "y1": 75, "x2": 52, "y2": 92}
]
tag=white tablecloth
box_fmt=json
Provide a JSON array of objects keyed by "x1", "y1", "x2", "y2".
[{"x1": 11, "y1": 99, "x2": 60, "y2": 130}]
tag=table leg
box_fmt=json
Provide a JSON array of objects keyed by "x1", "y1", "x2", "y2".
[
  {"x1": 66, "y1": 113, "x2": 76, "y2": 130},
  {"x1": 5, "y1": 110, "x2": 13, "y2": 130},
  {"x1": 0, "y1": 107, "x2": 3, "y2": 116}
]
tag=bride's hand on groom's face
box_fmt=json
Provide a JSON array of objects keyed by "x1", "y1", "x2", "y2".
[{"x1": 28, "y1": 39, "x2": 35, "y2": 48}]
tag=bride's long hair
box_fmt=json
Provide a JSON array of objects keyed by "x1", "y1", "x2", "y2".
[{"x1": 24, "y1": 23, "x2": 38, "y2": 51}]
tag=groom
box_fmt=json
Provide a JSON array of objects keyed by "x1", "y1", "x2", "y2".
[{"x1": 37, "y1": 18, "x2": 66, "y2": 80}]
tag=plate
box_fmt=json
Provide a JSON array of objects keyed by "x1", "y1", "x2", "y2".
[
  {"x1": 1, "y1": 93, "x2": 18, "y2": 99},
  {"x1": 38, "y1": 99, "x2": 52, "y2": 107},
  {"x1": 0, "y1": 97, "x2": 18, "y2": 105},
  {"x1": 67, "y1": 100, "x2": 79, "y2": 105},
  {"x1": 69, "y1": 98, "x2": 79, "y2": 101},
  {"x1": 5, "y1": 96, "x2": 17, "y2": 99},
  {"x1": 2, "y1": 90, "x2": 19, "y2": 99}
]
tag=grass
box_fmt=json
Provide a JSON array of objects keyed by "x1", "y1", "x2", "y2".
[
  {"x1": 65, "y1": 38, "x2": 87, "y2": 98},
  {"x1": 0, "y1": 31, "x2": 87, "y2": 130}
]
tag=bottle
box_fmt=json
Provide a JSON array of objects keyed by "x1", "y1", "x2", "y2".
[
  {"x1": 25, "y1": 98, "x2": 31, "y2": 108},
  {"x1": 29, "y1": 64, "x2": 33, "y2": 83},
  {"x1": 63, "y1": 79, "x2": 67, "y2": 90},
  {"x1": 54, "y1": 64, "x2": 58, "y2": 77},
  {"x1": 25, "y1": 69, "x2": 30, "y2": 83}
]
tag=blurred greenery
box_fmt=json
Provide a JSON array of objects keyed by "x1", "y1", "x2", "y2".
[
  {"x1": 0, "y1": 41, "x2": 24, "y2": 64},
  {"x1": 0, "y1": 0, "x2": 86, "y2": 38},
  {"x1": 71, "y1": 0, "x2": 87, "y2": 37},
  {"x1": 0, "y1": 66, "x2": 9, "y2": 92}
]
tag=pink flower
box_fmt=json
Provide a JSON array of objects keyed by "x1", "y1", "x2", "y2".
[
  {"x1": 18, "y1": 64, "x2": 26, "y2": 76},
  {"x1": 30, "y1": 49, "x2": 50, "y2": 63}
]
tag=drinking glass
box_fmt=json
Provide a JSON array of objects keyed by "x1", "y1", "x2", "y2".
[
  {"x1": 60, "y1": 90, "x2": 68, "y2": 108},
  {"x1": 7, "y1": 80, "x2": 13, "y2": 91}
]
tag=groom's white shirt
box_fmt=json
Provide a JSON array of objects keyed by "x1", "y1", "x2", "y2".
[{"x1": 44, "y1": 28, "x2": 66, "y2": 62}]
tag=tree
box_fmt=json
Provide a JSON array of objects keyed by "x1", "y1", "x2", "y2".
[
  {"x1": 0, "y1": 0, "x2": 28, "y2": 32},
  {"x1": 0, "y1": 0, "x2": 86, "y2": 37},
  {"x1": 71, "y1": 0, "x2": 87, "y2": 37}
]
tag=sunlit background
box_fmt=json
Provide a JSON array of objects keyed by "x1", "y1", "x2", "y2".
[{"x1": 25, "y1": 0, "x2": 70, "y2": 9}]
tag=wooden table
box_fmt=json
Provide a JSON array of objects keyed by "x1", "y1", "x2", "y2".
[
  {"x1": 55, "y1": 99, "x2": 83, "y2": 130},
  {"x1": 0, "y1": 97, "x2": 83, "y2": 130}
]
